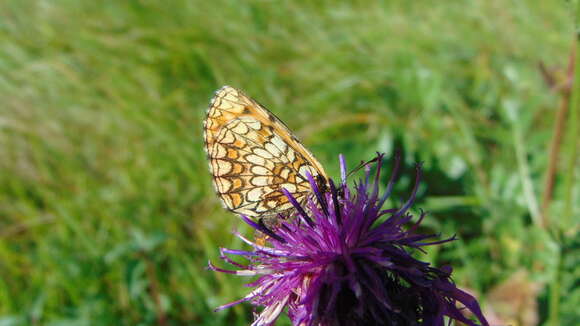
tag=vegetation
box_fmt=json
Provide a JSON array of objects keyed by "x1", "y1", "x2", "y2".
[{"x1": 0, "y1": 1, "x2": 578, "y2": 325}]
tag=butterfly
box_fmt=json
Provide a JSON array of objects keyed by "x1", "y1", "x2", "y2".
[{"x1": 204, "y1": 86, "x2": 328, "y2": 221}]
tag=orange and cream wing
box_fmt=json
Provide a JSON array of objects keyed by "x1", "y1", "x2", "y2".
[{"x1": 203, "y1": 86, "x2": 327, "y2": 218}]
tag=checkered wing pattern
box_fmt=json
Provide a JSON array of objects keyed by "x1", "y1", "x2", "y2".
[{"x1": 204, "y1": 86, "x2": 327, "y2": 218}]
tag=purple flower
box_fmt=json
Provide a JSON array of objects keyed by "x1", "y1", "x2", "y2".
[{"x1": 209, "y1": 153, "x2": 489, "y2": 326}]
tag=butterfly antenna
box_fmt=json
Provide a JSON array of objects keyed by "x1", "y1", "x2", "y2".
[{"x1": 346, "y1": 155, "x2": 381, "y2": 180}]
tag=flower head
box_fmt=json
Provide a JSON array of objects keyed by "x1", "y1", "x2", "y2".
[{"x1": 210, "y1": 153, "x2": 489, "y2": 326}]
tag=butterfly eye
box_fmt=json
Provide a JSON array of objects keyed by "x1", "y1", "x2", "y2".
[{"x1": 315, "y1": 175, "x2": 328, "y2": 195}]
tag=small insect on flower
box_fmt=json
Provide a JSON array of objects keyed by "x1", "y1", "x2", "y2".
[
  {"x1": 204, "y1": 86, "x2": 328, "y2": 222},
  {"x1": 209, "y1": 153, "x2": 490, "y2": 326}
]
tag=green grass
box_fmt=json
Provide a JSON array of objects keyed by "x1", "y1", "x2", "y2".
[{"x1": 0, "y1": 1, "x2": 578, "y2": 325}]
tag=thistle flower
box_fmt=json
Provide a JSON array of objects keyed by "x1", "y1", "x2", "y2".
[{"x1": 209, "y1": 153, "x2": 489, "y2": 326}]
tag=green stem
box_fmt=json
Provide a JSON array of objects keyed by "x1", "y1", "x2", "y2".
[
  {"x1": 547, "y1": 2, "x2": 580, "y2": 325},
  {"x1": 563, "y1": 0, "x2": 580, "y2": 229},
  {"x1": 513, "y1": 122, "x2": 542, "y2": 226},
  {"x1": 547, "y1": 247, "x2": 562, "y2": 326}
]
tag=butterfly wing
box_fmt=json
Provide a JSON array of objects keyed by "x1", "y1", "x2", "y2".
[{"x1": 204, "y1": 86, "x2": 327, "y2": 218}]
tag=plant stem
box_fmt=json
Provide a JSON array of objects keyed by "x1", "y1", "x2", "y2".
[
  {"x1": 541, "y1": 54, "x2": 574, "y2": 228},
  {"x1": 547, "y1": 247, "x2": 562, "y2": 326},
  {"x1": 547, "y1": 3, "x2": 580, "y2": 325},
  {"x1": 513, "y1": 121, "x2": 542, "y2": 226},
  {"x1": 563, "y1": 0, "x2": 580, "y2": 229}
]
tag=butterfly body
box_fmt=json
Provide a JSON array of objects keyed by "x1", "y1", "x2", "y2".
[{"x1": 204, "y1": 86, "x2": 327, "y2": 219}]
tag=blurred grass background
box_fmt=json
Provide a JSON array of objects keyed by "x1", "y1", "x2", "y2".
[{"x1": 0, "y1": 1, "x2": 579, "y2": 325}]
